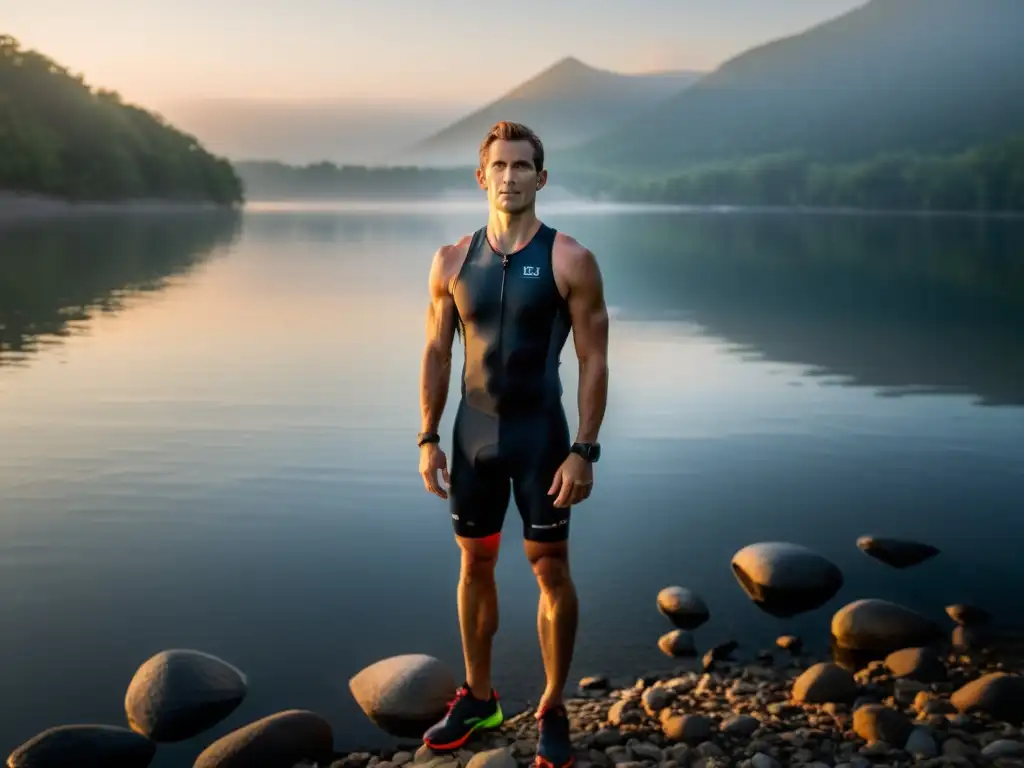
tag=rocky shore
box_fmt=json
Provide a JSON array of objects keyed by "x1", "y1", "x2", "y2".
[{"x1": 7, "y1": 536, "x2": 1024, "y2": 768}]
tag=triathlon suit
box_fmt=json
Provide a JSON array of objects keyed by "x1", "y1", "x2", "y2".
[{"x1": 449, "y1": 222, "x2": 573, "y2": 543}]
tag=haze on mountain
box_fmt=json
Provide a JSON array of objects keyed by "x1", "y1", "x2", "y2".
[
  {"x1": 571, "y1": 0, "x2": 1024, "y2": 171},
  {"x1": 165, "y1": 98, "x2": 464, "y2": 165},
  {"x1": 394, "y1": 56, "x2": 702, "y2": 168}
]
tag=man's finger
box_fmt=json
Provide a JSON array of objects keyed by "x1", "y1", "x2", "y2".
[
  {"x1": 423, "y1": 470, "x2": 447, "y2": 499},
  {"x1": 571, "y1": 483, "x2": 589, "y2": 505},
  {"x1": 547, "y1": 468, "x2": 562, "y2": 496},
  {"x1": 568, "y1": 484, "x2": 584, "y2": 506},
  {"x1": 441, "y1": 466, "x2": 451, "y2": 487},
  {"x1": 433, "y1": 468, "x2": 449, "y2": 499},
  {"x1": 554, "y1": 477, "x2": 573, "y2": 508}
]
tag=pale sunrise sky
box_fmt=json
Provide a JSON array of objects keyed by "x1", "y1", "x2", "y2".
[{"x1": 6, "y1": 0, "x2": 866, "y2": 110}]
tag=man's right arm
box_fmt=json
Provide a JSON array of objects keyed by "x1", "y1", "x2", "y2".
[{"x1": 420, "y1": 246, "x2": 457, "y2": 436}]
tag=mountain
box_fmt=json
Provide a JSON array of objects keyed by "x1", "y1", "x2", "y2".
[
  {"x1": 571, "y1": 0, "x2": 1024, "y2": 172},
  {"x1": 394, "y1": 57, "x2": 702, "y2": 167}
]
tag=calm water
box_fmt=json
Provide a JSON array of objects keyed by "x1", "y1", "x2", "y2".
[{"x1": 2, "y1": 201, "x2": 1023, "y2": 765}]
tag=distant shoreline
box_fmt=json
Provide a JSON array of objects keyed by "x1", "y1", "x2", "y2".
[
  {"x1": 0, "y1": 192, "x2": 239, "y2": 223},
  {"x1": 3, "y1": 191, "x2": 1022, "y2": 223},
  {"x1": 241, "y1": 196, "x2": 1024, "y2": 220}
]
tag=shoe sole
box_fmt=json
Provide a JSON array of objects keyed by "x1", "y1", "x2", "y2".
[
  {"x1": 534, "y1": 754, "x2": 575, "y2": 768},
  {"x1": 423, "y1": 708, "x2": 505, "y2": 752}
]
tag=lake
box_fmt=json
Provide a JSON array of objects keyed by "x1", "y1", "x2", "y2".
[{"x1": 2, "y1": 200, "x2": 1023, "y2": 765}]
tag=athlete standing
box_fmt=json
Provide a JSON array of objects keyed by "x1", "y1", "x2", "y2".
[{"x1": 417, "y1": 122, "x2": 609, "y2": 768}]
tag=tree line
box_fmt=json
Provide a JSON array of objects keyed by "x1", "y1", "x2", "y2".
[
  {"x1": 0, "y1": 35, "x2": 243, "y2": 204},
  {"x1": 237, "y1": 137, "x2": 1024, "y2": 214},
  {"x1": 232, "y1": 160, "x2": 475, "y2": 199},
  {"x1": 574, "y1": 136, "x2": 1024, "y2": 213}
]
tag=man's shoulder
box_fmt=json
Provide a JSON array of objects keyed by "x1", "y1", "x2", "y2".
[
  {"x1": 429, "y1": 232, "x2": 476, "y2": 293},
  {"x1": 435, "y1": 232, "x2": 475, "y2": 264},
  {"x1": 553, "y1": 231, "x2": 590, "y2": 257},
  {"x1": 552, "y1": 231, "x2": 599, "y2": 282},
  {"x1": 432, "y1": 233, "x2": 475, "y2": 272}
]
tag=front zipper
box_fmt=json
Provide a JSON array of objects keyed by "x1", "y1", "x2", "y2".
[{"x1": 496, "y1": 254, "x2": 509, "y2": 396}]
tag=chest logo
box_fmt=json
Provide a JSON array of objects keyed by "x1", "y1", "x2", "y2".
[{"x1": 522, "y1": 266, "x2": 541, "y2": 277}]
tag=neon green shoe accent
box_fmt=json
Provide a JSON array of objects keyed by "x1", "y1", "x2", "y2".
[{"x1": 466, "y1": 704, "x2": 504, "y2": 731}]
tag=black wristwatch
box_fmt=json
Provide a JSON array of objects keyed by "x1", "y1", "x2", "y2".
[
  {"x1": 570, "y1": 442, "x2": 601, "y2": 463},
  {"x1": 418, "y1": 431, "x2": 440, "y2": 447}
]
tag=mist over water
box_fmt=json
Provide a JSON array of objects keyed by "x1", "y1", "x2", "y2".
[{"x1": 1, "y1": 202, "x2": 1023, "y2": 766}]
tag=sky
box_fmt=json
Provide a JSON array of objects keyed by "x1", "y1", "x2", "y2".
[
  {"x1": 6, "y1": 0, "x2": 866, "y2": 108},
  {"x1": 4, "y1": 0, "x2": 868, "y2": 163}
]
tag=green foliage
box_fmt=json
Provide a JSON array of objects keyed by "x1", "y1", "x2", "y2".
[
  {"x1": 573, "y1": 0, "x2": 1024, "y2": 170},
  {"x1": 580, "y1": 137, "x2": 1024, "y2": 212},
  {"x1": 233, "y1": 161, "x2": 478, "y2": 199},
  {"x1": 0, "y1": 35, "x2": 243, "y2": 204},
  {"x1": 233, "y1": 159, "x2": 638, "y2": 203}
]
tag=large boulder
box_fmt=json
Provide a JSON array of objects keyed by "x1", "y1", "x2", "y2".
[
  {"x1": 951, "y1": 672, "x2": 1024, "y2": 723},
  {"x1": 349, "y1": 654, "x2": 457, "y2": 737},
  {"x1": 124, "y1": 649, "x2": 247, "y2": 742},
  {"x1": 831, "y1": 599, "x2": 943, "y2": 653},
  {"x1": 656, "y1": 587, "x2": 710, "y2": 630},
  {"x1": 192, "y1": 709, "x2": 334, "y2": 768},
  {"x1": 856, "y1": 536, "x2": 940, "y2": 569},
  {"x1": 730, "y1": 542, "x2": 843, "y2": 617},
  {"x1": 6, "y1": 724, "x2": 155, "y2": 768}
]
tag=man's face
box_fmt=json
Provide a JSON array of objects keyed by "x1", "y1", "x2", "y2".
[{"x1": 476, "y1": 139, "x2": 547, "y2": 214}]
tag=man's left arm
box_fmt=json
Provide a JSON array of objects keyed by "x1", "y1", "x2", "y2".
[
  {"x1": 549, "y1": 244, "x2": 609, "y2": 508},
  {"x1": 568, "y1": 247, "x2": 609, "y2": 445}
]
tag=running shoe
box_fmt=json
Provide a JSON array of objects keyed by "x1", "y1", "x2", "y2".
[
  {"x1": 535, "y1": 704, "x2": 574, "y2": 768},
  {"x1": 423, "y1": 683, "x2": 504, "y2": 752}
]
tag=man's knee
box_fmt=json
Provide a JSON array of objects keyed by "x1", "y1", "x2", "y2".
[
  {"x1": 529, "y1": 548, "x2": 571, "y2": 593},
  {"x1": 458, "y1": 534, "x2": 500, "y2": 583}
]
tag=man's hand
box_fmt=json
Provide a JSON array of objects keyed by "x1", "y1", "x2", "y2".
[
  {"x1": 420, "y1": 443, "x2": 450, "y2": 499},
  {"x1": 547, "y1": 452, "x2": 593, "y2": 509}
]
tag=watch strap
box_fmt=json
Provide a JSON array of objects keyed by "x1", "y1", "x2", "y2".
[
  {"x1": 418, "y1": 431, "x2": 440, "y2": 447},
  {"x1": 570, "y1": 442, "x2": 600, "y2": 462}
]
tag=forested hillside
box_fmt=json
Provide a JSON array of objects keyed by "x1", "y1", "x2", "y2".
[
  {"x1": 580, "y1": 135, "x2": 1024, "y2": 212},
  {"x1": 574, "y1": 0, "x2": 1024, "y2": 171},
  {"x1": 0, "y1": 35, "x2": 243, "y2": 204}
]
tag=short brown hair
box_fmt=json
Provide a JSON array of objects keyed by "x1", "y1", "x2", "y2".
[{"x1": 479, "y1": 121, "x2": 545, "y2": 173}]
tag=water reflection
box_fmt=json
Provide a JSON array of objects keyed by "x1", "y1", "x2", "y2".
[
  {"x1": 550, "y1": 211, "x2": 1024, "y2": 407},
  {"x1": 5, "y1": 208, "x2": 1022, "y2": 412},
  {"x1": 1, "y1": 205, "x2": 1022, "y2": 761},
  {"x1": 0, "y1": 211, "x2": 242, "y2": 369}
]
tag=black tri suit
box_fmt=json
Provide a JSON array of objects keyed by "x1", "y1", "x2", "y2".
[{"x1": 449, "y1": 222, "x2": 574, "y2": 543}]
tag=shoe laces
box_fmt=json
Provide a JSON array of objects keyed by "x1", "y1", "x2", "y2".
[{"x1": 445, "y1": 685, "x2": 470, "y2": 713}]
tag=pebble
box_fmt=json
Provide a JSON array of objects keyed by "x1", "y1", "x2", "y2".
[
  {"x1": 336, "y1": 641, "x2": 1024, "y2": 768},
  {"x1": 776, "y1": 635, "x2": 802, "y2": 653},
  {"x1": 14, "y1": 591, "x2": 1017, "y2": 768},
  {"x1": 983, "y1": 739, "x2": 1024, "y2": 759}
]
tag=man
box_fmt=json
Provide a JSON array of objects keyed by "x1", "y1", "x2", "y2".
[{"x1": 417, "y1": 121, "x2": 609, "y2": 768}]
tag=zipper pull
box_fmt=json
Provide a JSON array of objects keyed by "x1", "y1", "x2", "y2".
[{"x1": 501, "y1": 255, "x2": 509, "y2": 269}]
